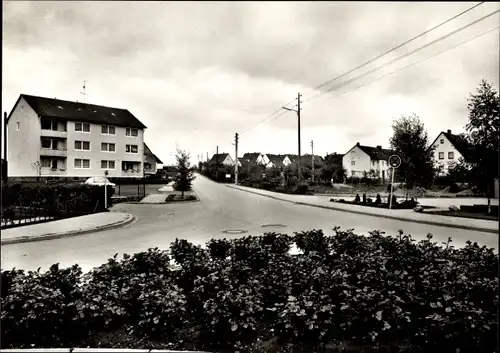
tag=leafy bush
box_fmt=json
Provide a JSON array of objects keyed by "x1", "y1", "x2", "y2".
[
  {"x1": 1, "y1": 230, "x2": 497, "y2": 352},
  {"x1": 1, "y1": 182, "x2": 113, "y2": 215}
]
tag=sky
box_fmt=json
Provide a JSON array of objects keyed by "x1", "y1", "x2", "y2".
[{"x1": 2, "y1": 1, "x2": 499, "y2": 166}]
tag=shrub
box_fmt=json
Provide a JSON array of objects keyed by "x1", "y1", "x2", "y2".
[{"x1": 0, "y1": 230, "x2": 497, "y2": 352}]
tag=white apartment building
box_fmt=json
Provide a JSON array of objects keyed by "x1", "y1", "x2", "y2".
[{"x1": 6, "y1": 94, "x2": 147, "y2": 179}]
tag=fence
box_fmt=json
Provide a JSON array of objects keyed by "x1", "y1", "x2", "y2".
[
  {"x1": 1, "y1": 181, "x2": 112, "y2": 230},
  {"x1": 110, "y1": 177, "x2": 168, "y2": 201}
]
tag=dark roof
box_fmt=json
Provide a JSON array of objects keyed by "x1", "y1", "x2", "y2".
[
  {"x1": 442, "y1": 132, "x2": 472, "y2": 159},
  {"x1": 355, "y1": 144, "x2": 393, "y2": 161},
  {"x1": 266, "y1": 154, "x2": 286, "y2": 167},
  {"x1": 300, "y1": 154, "x2": 324, "y2": 164},
  {"x1": 237, "y1": 157, "x2": 250, "y2": 167},
  {"x1": 209, "y1": 153, "x2": 231, "y2": 164},
  {"x1": 144, "y1": 143, "x2": 163, "y2": 164},
  {"x1": 242, "y1": 153, "x2": 262, "y2": 163},
  {"x1": 286, "y1": 154, "x2": 298, "y2": 163},
  {"x1": 11, "y1": 94, "x2": 147, "y2": 129}
]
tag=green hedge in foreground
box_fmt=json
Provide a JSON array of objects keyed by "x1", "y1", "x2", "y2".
[{"x1": 1, "y1": 229, "x2": 497, "y2": 352}]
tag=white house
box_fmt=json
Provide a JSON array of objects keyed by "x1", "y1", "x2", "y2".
[
  {"x1": 241, "y1": 152, "x2": 268, "y2": 166},
  {"x1": 343, "y1": 142, "x2": 393, "y2": 183},
  {"x1": 429, "y1": 129, "x2": 471, "y2": 175},
  {"x1": 6, "y1": 94, "x2": 147, "y2": 180},
  {"x1": 209, "y1": 153, "x2": 234, "y2": 167},
  {"x1": 143, "y1": 143, "x2": 163, "y2": 176}
]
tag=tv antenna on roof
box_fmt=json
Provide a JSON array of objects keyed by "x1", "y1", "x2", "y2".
[{"x1": 80, "y1": 81, "x2": 87, "y2": 102}]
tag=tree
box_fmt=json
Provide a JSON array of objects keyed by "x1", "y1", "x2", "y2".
[
  {"x1": 173, "y1": 149, "x2": 196, "y2": 199},
  {"x1": 464, "y1": 80, "x2": 500, "y2": 211},
  {"x1": 389, "y1": 114, "x2": 436, "y2": 191}
]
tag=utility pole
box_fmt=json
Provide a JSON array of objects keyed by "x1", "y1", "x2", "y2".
[
  {"x1": 216, "y1": 145, "x2": 219, "y2": 181},
  {"x1": 235, "y1": 133, "x2": 239, "y2": 185},
  {"x1": 80, "y1": 81, "x2": 87, "y2": 102},
  {"x1": 206, "y1": 152, "x2": 209, "y2": 162},
  {"x1": 311, "y1": 140, "x2": 314, "y2": 183},
  {"x1": 282, "y1": 92, "x2": 302, "y2": 182}
]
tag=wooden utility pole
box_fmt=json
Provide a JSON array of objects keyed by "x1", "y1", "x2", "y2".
[
  {"x1": 311, "y1": 140, "x2": 314, "y2": 183},
  {"x1": 282, "y1": 92, "x2": 302, "y2": 182},
  {"x1": 235, "y1": 133, "x2": 239, "y2": 185},
  {"x1": 216, "y1": 145, "x2": 219, "y2": 181},
  {"x1": 297, "y1": 92, "x2": 302, "y2": 182}
]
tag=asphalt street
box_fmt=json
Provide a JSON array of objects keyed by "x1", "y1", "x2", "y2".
[{"x1": 2, "y1": 175, "x2": 497, "y2": 273}]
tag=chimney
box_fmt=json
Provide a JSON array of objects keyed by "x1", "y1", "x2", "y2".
[
  {"x1": 447, "y1": 129, "x2": 451, "y2": 134},
  {"x1": 377, "y1": 145, "x2": 382, "y2": 150},
  {"x1": 356, "y1": 142, "x2": 360, "y2": 146}
]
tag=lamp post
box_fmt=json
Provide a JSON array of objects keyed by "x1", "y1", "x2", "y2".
[{"x1": 104, "y1": 170, "x2": 109, "y2": 210}]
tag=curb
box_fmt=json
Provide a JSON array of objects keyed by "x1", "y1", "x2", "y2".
[
  {"x1": 1, "y1": 214, "x2": 136, "y2": 245},
  {"x1": 226, "y1": 185, "x2": 498, "y2": 234}
]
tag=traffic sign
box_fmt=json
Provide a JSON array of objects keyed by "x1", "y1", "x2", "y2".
[{"x1": 389, "y1": 155, "x2": 401, "y2": 169}]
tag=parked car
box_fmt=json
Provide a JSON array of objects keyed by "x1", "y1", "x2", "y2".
[{"x1": 84, "y1": 176, "x2": 116, "y2": 189}]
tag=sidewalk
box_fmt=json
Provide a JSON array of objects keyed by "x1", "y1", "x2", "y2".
[
  {"x1": 140, "y1": 194, "x2": 168, "y2": 203},
  {"x1": 227, "y1": 185, "x2": 498, "y2": 234},
  {"x1": 1, "y1": 212, "x2": 135, "y2": 245}
]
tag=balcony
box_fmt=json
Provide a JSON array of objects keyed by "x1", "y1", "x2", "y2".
[
  {"x1": 41, "y1": 129, "x2": 67, "y2": 139},
  {"x1": 40, "y1": 167, "x2": 67, "y2": 176},
  {"x1": 121, "y1": 169, "x2": 142, "y2": 178},
  {"x1": 40, "y1": 148, "x2": 67, "y2": 157}
]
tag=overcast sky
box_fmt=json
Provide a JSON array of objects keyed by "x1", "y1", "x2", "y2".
[{"x1": 3, "y1": 1, "x2": 499, "y2": 165}]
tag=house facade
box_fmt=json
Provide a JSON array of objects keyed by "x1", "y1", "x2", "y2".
[
  {"x1": 6, "y1": 94, "x2": 147, "y2": 179},
  {"x1": 241, "y1": 153, "x2": 268, "y2": 166},
  {"x1": 343, "y1": 143, "x2": 392, "y2": 182},
  {"x1": 143, "y1": 143, "x2": 163, "y2": 176},
  {"x1": 209, "y1": 153, "x2": 234, "y2": 167},
  {"x1": 430, "y1": 129, "x2": 470, "y2": 175}
]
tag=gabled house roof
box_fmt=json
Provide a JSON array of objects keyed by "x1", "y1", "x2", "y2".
[
  {"x1": 300, "y1": 154, "x2": 324, "y2": 164},
  {"x1": 209, "y1": 153, "x2": 231, "y2": 164},
  {"x1": 241, "y1": 152, "x2": 262, "y2": 163},
  {"x1": 143, "y1": 143, "x2": 163, "y2": 164},
  {"x1": 347, "y1": 142, "x2": 393, "y2": 161},
  {"x1": 9, "y1": 94, "x2": 147, "y2": 129},
  {"x1": 266, "y1": 154, "x2": 287, "y2": 168},
  {"x1": 237, "y1": 157, "x2": 250, "y2": 168},
  {"x1": 430, "y1": 130, "x2": 473, "y2": 161}
]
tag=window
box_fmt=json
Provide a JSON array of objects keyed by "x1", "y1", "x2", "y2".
[
  {"x1": 448, "y1": 151, "x2": 454, "y2": 159},
  {"x1": 75, "y1": 122, "x2": 90, "y2": 132},
  {"x1": 101, "y1": 160, "x2": 116, "y2": 169},
  {"x1": 16, "y1": 122, "x2": 20, "y2": 131},
  {"x1": 144, "y1": 162, "x2": 152, "y2": 170},
  {"x1": 74, "y1": 159, "x2": 90, "y2": 169},
  {"x1": 125, "y1": 128, "x2": 138, "y2": 137},
  {"x1": 439, "y1": 152, "x2": 444, "y2": 160},
  {"x1": 41, "y1": 158, "x2": 51, "y2": 168},
  {"x1": 126, "y1": 144, "x2": 138, "y2": 153},
  {"x1": 440, "y1": 139, "x2": 444, "y2": 144},
  {"x1": 101, "y1": 143, "x2": 116, "y2": 152},
  {"x1": 41, "y1": 138, "x2": 52, "y2": 148},
  {"x1": 122, "y1": 161, "x2": 138, "y2": 170},
  {"x1": 75, "y1": 141, "x2": 90, "y2": 151},
  {"x1": 351, "y1": 161, "x2": 355, "y2": 166},
  {"x1": 101, "y1": 125, "x2": 116, "y2": 135}
]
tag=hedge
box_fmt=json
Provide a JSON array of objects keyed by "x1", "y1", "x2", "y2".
[
  {"x1": 1, "y1": 229, "x2": 497, "y2": 352},
  {"x1": 1, "y1": 182, "x2": 114, "y2": 215}
]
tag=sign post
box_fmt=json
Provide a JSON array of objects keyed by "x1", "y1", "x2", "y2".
[
  {"x1": 104, "y1": 170, "x2": 109, "y2": 209},
  {"x1": 388, "y1": 155, "x2": 401, "y2": 210}
]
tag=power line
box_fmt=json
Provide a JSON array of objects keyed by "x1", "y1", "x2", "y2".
[
  {"x1": 307, "y1": 8, "x2": 500, "y2": 103},
  {"x1": 331, "y1": 25, "x2": 500, "y2": 99},
  {"x1": 240, "y1": 98, "x2": 296, "y2": 134},
  {"x1": 306, "y1": 2, "x2": 485, "y2": 97}
]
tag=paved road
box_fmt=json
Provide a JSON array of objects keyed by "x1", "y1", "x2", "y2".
[{"x1": 2, "y1": 175, "x2": 497, "y2": 273}]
